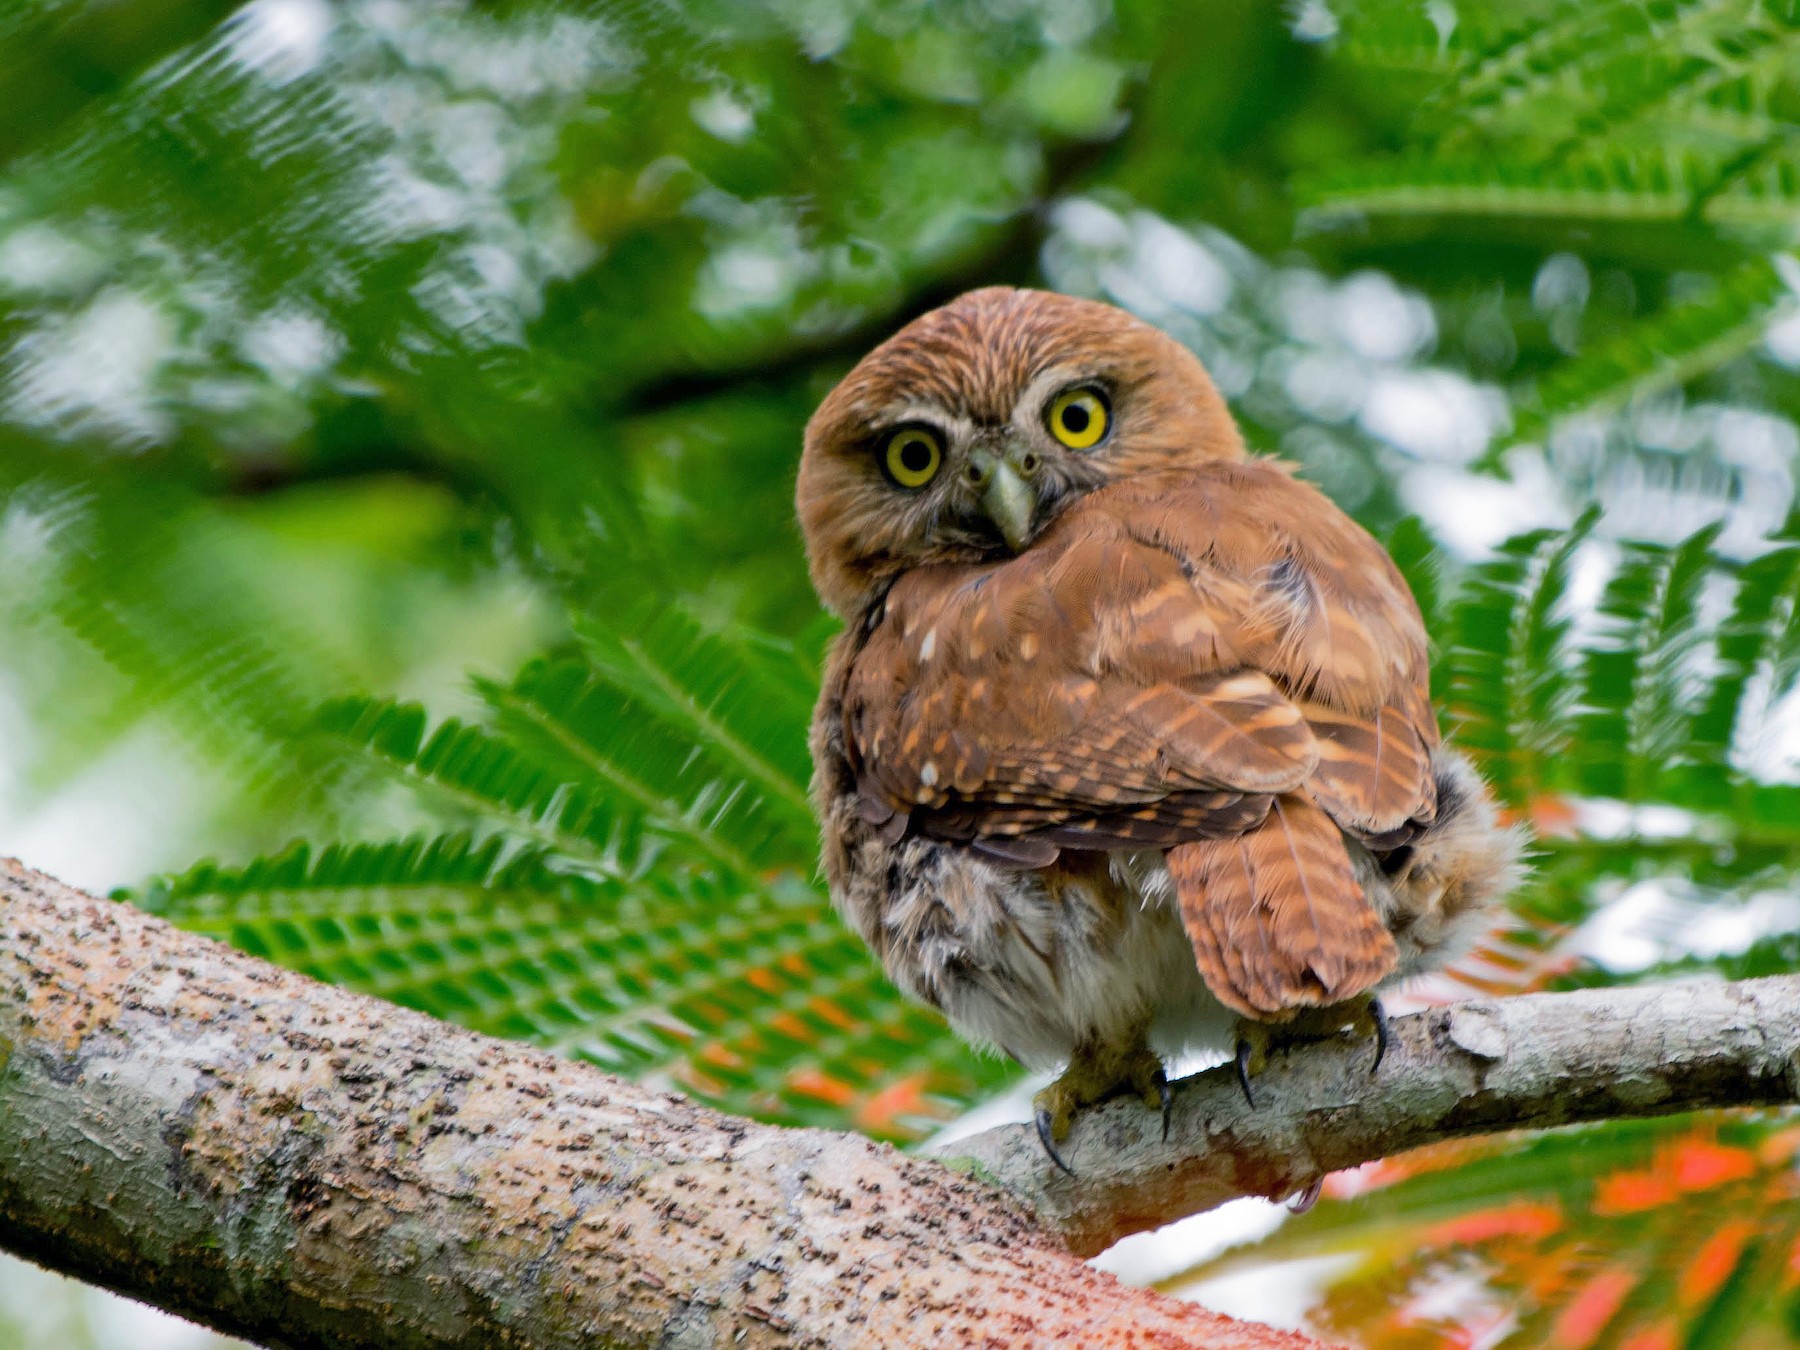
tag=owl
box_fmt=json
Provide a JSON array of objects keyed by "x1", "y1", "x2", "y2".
[{"x1": 797, "y1": 287, "x2": 1523, "y2": 1171}]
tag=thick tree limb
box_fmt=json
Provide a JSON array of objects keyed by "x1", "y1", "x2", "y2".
[
  {"x1": 3, "y1": 857, "x2": 1796, "y2": 1348},
  {"x1": 940, "y1": 975, "x2": 1800, "y2": 1257},
  {"x1": 0, "y1": 858, "x2": 1317, "y2": 1350}
]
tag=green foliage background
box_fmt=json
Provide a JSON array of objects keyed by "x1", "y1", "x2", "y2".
[{"x1": 3, "y1": 1, "x2": 1800, "y2": 1346}]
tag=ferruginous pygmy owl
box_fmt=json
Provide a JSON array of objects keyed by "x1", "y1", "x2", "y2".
[{"x1": 797, "y1": 287, "x2": 1524, "y2": 1170}]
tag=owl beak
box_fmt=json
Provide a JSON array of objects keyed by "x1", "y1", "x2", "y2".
[{"x1": 973, "y1": 451, "x2": 1039, "y2": 553}]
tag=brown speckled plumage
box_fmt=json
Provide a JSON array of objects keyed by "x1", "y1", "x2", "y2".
[{"x1": 798, "y1": 287, "x2": 1524, "y2": 1132}]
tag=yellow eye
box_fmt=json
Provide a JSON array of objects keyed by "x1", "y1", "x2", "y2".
[
  {"x1": 1048, "y1": 387, "x2": 1109, "y2": 450},
  {"x1": 884, "y1": 427, "x2": 942, "y2": 488}
]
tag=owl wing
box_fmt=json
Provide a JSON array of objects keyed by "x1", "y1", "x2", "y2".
[{"x1": 841, "y1": 460, "x2": 1439, "y2": 1017}]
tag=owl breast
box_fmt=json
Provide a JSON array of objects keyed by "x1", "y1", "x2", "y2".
[{"x1": 812, "y1": 681, "x2": 1235, "y2": 1070}]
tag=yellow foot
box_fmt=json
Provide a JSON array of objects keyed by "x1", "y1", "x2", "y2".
[
  {"x1": 1031, "y1": 1040, "x2": 1171, "y2": 1176},
  {"x1": 1233, "y1": 995, "x2": 1390, "y2": 1108}
]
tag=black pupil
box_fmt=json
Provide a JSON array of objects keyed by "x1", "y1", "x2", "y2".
[
  {"x1": 1062, "y1": 402, "x2": 1091, "y2": 434},
  {"x1": 899, "y1": 438, "x2": 932, "y2": 472}
]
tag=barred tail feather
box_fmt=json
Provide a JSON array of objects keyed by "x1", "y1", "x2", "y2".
[{"x1": 1169, "y1": 792, "x2": 1397, "y2": 1019}]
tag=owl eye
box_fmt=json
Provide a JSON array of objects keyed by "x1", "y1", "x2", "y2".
[
  {"x1": 883, "y1": 427, "x2": 943, "y2": 488},
  {"x1": 1047, "y1": 386, "x2": 1110, "y2": 450}
]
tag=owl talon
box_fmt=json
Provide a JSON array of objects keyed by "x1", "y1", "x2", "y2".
[
  {"x1": 1234, "y1": 1038, "x2": 1257, "y2": 1108},
  {"x1": 1287, "y1": 1178, "x2": 1323, "y2": 1214},
  {"x1": 1370, "y1": 997, "x2": 1390, "y2": 1076},
  {"x1": 1154, "y1": 1068, "x2": 1172, "y2": 1142},
  {"x1": 1034, "y1": 1108, "x2": 1075, "y2": 1176}
]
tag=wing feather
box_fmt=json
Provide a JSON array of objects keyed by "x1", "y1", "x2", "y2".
[{"x1": 1303, "y1": 701, "x2": 1438, "y2": 838}]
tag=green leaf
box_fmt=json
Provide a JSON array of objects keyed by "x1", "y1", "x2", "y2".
[
  {"x1": 1517, "y1": 259, "x2": 1791, "y2": 441},
  {"x1": 1691, "y1": 521, "x2": 1800, "y2": 776},
  {"x1": 1571, "y1": 523, "x2": 1722, "y2": 800},
  {"x1": 1442, "y1": 509, "x2": 1597, "y2": 802},
  {"x1": 312, "y1": 695, "x2": 649, "y2": 875},
  {"x1": 570, "y1": 604, "x2": 817, "y2": 823},
  {"x1": 477, "y1": 649, "x2": 813, "y2": 878}
]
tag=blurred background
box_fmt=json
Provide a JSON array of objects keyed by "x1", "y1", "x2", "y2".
[{"x1": 2, "y1": 1, "x2": 1800, "y2": 1346}]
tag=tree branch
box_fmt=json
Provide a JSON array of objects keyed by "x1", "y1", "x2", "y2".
[
  {"x1": 4, "y1": 855, "x2": 1796, "y2": 1348},
  {"x1": 0, "y1": 858, "x2": 1318, "y2": 1350},
  {"x1": 939, "y1": 975, "x2": 1800, "y2": 1257}
]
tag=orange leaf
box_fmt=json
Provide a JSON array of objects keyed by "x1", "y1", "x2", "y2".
[
  {"x1": 698, "y1": 1042, "x2": 744, "y2": 1070},
  {"x1": 676, "y1": 1064, "x2": 728, "y2": 1097},
  {"x1": 786, "y1": 1067, "x2": 856, "y2": 1108},
  {"x1": 1592, "y1": 1169, "x2": 1676, "y2": 1215},
  {"x1": 769, "y1": 1011, "x2": 811, "y2": 1041},
  {"x1": 855, "y1": 1072, "x2": 935, "y2": 1134},
  {"x1": 1679, "y1": 1219, "x2": 1754, "y2": 1308},
  {"x1": 744, "y1": 966, "x2": 783, "y2": 995},
  {"x1": 808, "y1": 996, "x2": 859, "y2": 1032},
  {"x1": 1426, "y1": 1200, "x2": 1562, "y2": 1247},
  {"x1": 1550, "y1": 1268, "x2": 1637, "y2": 1350},
  {"x1": 1672, "y1": 1137, "x2": 1756, "y2": 1191},
  {"x1": 1758, "y1": 1126, "x2": 1800, "y2": 1166},
  {"x1": 1514, "y1": 793, "x2": 1578, "y2": 838}
]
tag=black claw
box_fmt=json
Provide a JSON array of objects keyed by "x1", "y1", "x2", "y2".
[
  {"x1": 1234, "y1": 1039, "x2": 1257, "y2": 1108},
  {"x1": 1035, "y1": 1108, "x2": 1075, "y2": 1176},
  {"x1": 1155, "y1": 1068, "x2": 1173, "y2": 1143},
  {"x1": 1287, "y1": 1178, "x2": 1323, "y2": 1215},
  {"x1": 1370, "y1": 997, "x2": 1391, "y2": 1077}
]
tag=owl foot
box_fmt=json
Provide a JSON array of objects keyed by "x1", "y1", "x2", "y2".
[
  {"x1": 1233, "y1": 995, "x2": 1391, "y2": 1109},
  {"x1": 1031, "y1": 1038, "x2": 1170, "y2": 1176}
]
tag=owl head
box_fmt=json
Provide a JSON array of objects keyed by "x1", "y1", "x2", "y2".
[{"x1": 797, "y1": 286, "x2": 1245, "y2": 618}]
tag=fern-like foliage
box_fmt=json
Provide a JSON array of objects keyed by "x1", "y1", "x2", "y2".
[
  {"x1": 0, "y1": 441, "x2": 354, "y2": 825},
  {"x1": 1439, "y1": 511, "x2": 1596, "y2": 804},
  {"x1": 1176, "y1": 1115, "x2": 1798, "y2": 1350},
  {"x1": 1516, "y1": 259, "x2": 1793, "y2": 440},
  {"x1": 97, "y1": 475, "x2": 1791, "y2": 1350},
  {"x1": 1306, "y1": 1, "x2": 1800, "y2": 444},
  {"x1": 1433, "y1": 513, "x2": 1800, "y2": 822}
]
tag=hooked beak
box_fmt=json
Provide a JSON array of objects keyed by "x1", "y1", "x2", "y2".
[{"x1": 970, "y1": 447, "x2": 1039, "y2": 553}]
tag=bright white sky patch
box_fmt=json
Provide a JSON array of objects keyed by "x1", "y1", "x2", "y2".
[
  {"x1": 1092, "y1": 1197, "x2": 1291, "y2": 1288},
  {"x1": 1130, "y1": 213, "x2": 1232, "y2": 316},
  {"x1": 227, "y1": 0, "x2": 334, "y2": 84},
  {"x1": 1167, "y1": 1252, "x2": 1358, "y2": 1331},
  {"x1": 1361, "y1": 369, "x2": 1508, "y2": 463},
  {"x1": 0, "y1": 224, "x2": 105, "y2": 296},
  {"x1": 1335, "y1": 269, "x2": 1435, "y2": 362},
  {"x1": 1572, "y1": 878, "x2": 1800, "y2": 973},
  {"x1": 9, "y1": 288, "x2": 177, "y2": 446},
  {"x1": 1399, "y1": 452, "x2": 1569, "y2": 556},
  {"x1": 241, "y1": 307, "x2": 342, "y2": 384},
  {"x1": 692, "y1": 88, "x2": 756, "y2": 142}
]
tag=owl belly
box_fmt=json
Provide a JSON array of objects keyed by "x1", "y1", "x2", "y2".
[{"x1": 830, "y1": 823, "x2": 1233, "y2": 1072}]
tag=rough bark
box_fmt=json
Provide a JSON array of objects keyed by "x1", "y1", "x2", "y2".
[
  {"x1": 939, "y1": 975, "x2": 1800, "y2": 1256},
  {"x1": 3, "y1": 857, "x2": 1796, "y2": 1348},
  {"x1": 0, "y1": 858, "x2": 1317, "y2": 1350}
]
